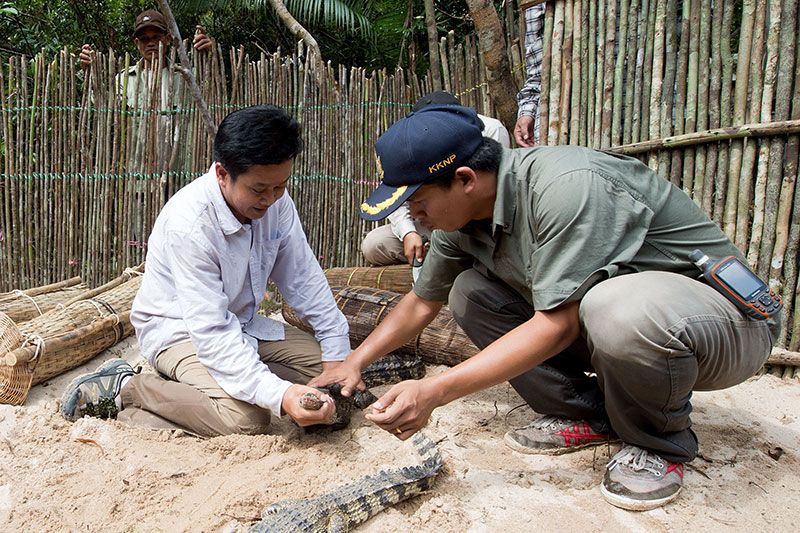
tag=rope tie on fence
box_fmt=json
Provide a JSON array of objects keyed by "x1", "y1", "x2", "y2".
[
  {"x1": 12, "y1": 290, "x2": 43, "y2": 316},
  {"x1": 122, "y1": 267, "x2": 144, "y2": 278}
]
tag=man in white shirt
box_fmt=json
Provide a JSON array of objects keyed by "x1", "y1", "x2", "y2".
[
  {"x1": 60, "y1": 105, "x2": 347, "y2": 436},
  {"x1": 361, "y1": 91, "x2": 511, "y2": 273}
]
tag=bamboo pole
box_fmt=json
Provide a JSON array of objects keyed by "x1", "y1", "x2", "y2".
[
  {"x1": 622, "y1": 0, "x2": 640, "y2": 146},
  {"x1": 723, "y1": 0, "x2": 758, "y2": 239},
  {"x1": 713, "y1": 0, "x2": 735, "y2": 225},
  {"x1": 745, "y1": 0, "x2": 782, "y2": 268},
  {"x1": 779, "y1": 16, "x2": 800, "y2": 347},
  {"x1": 538, "y1": 2, "x2": 554, "y2": 145},
  {"x1": 693, "y1": 0, "x2": 712, "y2": 211},
  {"x1": 734, "y1": 0, "x2": 768, "y2": 251},
  {"x1": 547, "y1": 0, "x2": 564, "y2": 144},
  {"x1": 759, "y1": 0, "x2": 799, "y2": 281}
]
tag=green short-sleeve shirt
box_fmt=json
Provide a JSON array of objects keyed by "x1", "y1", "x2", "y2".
[{"x1": 413, "y1": 146, "x2": 743, "y2": 311}]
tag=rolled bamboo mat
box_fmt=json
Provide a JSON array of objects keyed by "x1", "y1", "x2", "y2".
[
  {"x1": 0, "y1": 277, "x2": 89, "y2": 323},
  {"x1": 324, "y1": 265, "x2": 414, "y2": 294},
  {"x1": 282, "y1": 286, "x2": 477, "y2": 367},
  {"x1": 0, "y1": 269, "x2": 143, "y2": 405}
]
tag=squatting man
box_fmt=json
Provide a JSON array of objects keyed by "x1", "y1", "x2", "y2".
[{"x1": 310, "y1": 104, "x2": 777, "y2": 511}]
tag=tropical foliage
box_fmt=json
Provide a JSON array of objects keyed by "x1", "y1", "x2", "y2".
[{"x1": 0, "y1": 0, "x2": 494, "y2": 74}]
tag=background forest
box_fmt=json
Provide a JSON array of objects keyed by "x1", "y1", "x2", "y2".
[{"x1": 0, "y1": 0, "x2": 505, "y2": 76}]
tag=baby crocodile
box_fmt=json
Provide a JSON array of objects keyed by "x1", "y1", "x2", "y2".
[{"x1": 250, "y1": 431, "x2": 442, "y2": 533}]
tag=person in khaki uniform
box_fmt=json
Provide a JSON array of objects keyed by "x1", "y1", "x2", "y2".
[
  {"x1": 310, "y1": 104, "x2": 777, "y2": 511},
  {"x1": 61, "y1": 105, "x2": 349, "y2": 436}
]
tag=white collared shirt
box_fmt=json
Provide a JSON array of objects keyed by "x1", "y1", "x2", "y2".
[{"x1": 131, "y1": 165, "x2": 350, "y2": 416}]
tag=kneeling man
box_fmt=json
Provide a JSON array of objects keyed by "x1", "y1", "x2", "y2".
[{"x1": 62, "y1": 105, "x2": 347, "y2": 436}]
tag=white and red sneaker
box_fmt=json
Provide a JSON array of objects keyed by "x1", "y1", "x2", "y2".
[
  {"x1": 601, "y1": 444, "x2": 685, "y2": 511},
  {"x1": 504, "y1": 415, "x2": 616, "y2": 455}
]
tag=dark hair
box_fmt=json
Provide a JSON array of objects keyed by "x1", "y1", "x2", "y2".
[
  {"x1": 426, "y1": 137, "x2": 503, "y2": 188},
  {"x1": 212, "y1": 105, "x2": 303, "y2": 180}
]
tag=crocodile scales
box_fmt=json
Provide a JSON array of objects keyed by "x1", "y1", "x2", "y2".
[{"x1": 250, "y1": 431, "x2": 443, "y2": 533}]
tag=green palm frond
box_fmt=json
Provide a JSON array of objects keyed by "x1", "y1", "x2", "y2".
[{"x1": 174, "y1": 0, "x2": 374, "y2": 38}]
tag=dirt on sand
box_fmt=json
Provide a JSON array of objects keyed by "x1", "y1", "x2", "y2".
[{"x1": 1, "y1": 335, "x2": 798, "y2": 532}]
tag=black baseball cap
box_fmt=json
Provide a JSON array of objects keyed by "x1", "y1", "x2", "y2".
[{"x1": 359, "y1": 104, "x2": 484, "y2": 221}]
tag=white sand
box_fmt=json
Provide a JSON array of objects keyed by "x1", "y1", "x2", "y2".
[{"x1": 1, "y1": 334, "x2": 798, "y2": 531}]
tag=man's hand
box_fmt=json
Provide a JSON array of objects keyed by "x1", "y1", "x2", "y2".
[
  {"x1": 308, "y1": 359, "x2": 364, "y2": 398},
  {"x1": 402, "y1": 232, "x2": 428, "y2": 266},
  {"x1": 193, "y1": 25, "x2": 214, "y2": 52},
  {"x1": 365, "y1": 379, "x2": 440, "y2": 440},
  {"x1": 281, "y1": 384, "x2": 335, "y2": 426},
  {"x1": 514, "y1": 115, "x2": 536, "y2": 147},
  {"x1": 79, "y1": 44, "x2": 94, "y2": 71}
]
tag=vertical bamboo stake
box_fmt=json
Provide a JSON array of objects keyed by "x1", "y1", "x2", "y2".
[
  {"x1": 599, "y1": 0, "x2": 616, "y2": 149},
  {"x1": 592, "y1": 0, "x2": 606, "y2": 148},
  {"x1": 781, "y1": 27, "x2": 800, "y2": 347},
  {"x1": 612, "y1": 0, "x2": 631, "y2": 147},
  {"x1": 713, "y1": 0, "x2": 735, "y2": 224},
  {"x1": 579, "y1": 0, "x2": 590, "y2": 147},
  {"x1": 547, "y1": 0, "x2": 564, "y2": 144},
  {"x1": 632, "y1": 0, "x2": 650, "y2": 144},
  {"x1": 558, "y1": 0, "x2": 573, "y2": 145},
  {"x1": 745, "y1": 0, "x2": 781, "y2": 267},
  {"x1": 622, "y1": 0, "x2": 640, "y2": 146},
  {"x1": 760, "y1": 0, "x2": 798, "y2": 281},
  {"x1": 734, "y1": 0, "x2": 767, "y2": 251},
  {"x1": 539, "y1": 2, "x2": 554, "y2": 145},
  {"x1": 704, "y1": 0, "x2": 724, "y2": 221},
  {"x1": 640, "y1": 0, "x2": 656, "y2": 144},
  {"x1": 723, "y1": 0, "x2": 757, "y2": 239},
  {"x1": 568, "y1": 0, "x2": 582, "y2": 144},
  {"x1": 694, "y1": 0, "x2": 712, "y2": 212},
  {"x1": 586, "y1": 0, "x2": 597, "y2": 146},
  {"x1": 682, "y1": 2, "x2": 701, "y2": 195},
  {"x1": 670, "y1": 0, "x2": 691, "y2": 186},
  {"x1": 648, "y1": 0, "x2": 666, "y2": 168}
]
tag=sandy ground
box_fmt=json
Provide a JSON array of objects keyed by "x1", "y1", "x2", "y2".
[{"x1": 1, "y1": 333, "x2": 799, "y2": 532}]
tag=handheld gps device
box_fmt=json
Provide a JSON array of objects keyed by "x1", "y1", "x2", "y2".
[{"x1": 688, "y1": 249, "x2": 782, "y2": 320}]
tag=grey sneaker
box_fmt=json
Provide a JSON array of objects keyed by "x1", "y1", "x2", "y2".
[
  {"x1": 601, "y1": 444, "x2": 685, "y2": 511},
  {"x1": 504, "y1": 415, "x2": 615, "y2": 455},
  {"x1": 60, "y1": 358, "x2": 137, "y2": 421}
]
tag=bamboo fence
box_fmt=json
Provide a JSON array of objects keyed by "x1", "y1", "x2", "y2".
[{"x1": 2, "y1": 0, "x2": 800, "y2": 352}]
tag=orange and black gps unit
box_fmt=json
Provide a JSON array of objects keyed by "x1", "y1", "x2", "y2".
[{"x1": 689, "y1": 250, "x2": 782, "y2": 320}]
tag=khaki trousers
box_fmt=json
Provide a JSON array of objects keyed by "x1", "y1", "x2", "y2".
[
  {"x1": 118, "y1": 324, "x2": 322, "y2": 437},
  {"x1": 361, "y1": 225, "x2": 406, "y2": 266},
  {"x1": 449, "y1": 269, "x2": 773, "y2": 463}
]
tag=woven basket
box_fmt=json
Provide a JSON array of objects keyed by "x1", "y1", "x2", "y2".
[
  {"x1": 282, "y1": 286, "x2": 477, "y2": 367},
  {"x1": 324, "y1": 265, "x2": 414, "y2": 294},
  {"x1": 0, "y1": 267, "x2": 143, "y2": 405},
  {"x1": 0, "y1": 277, "x2": 89, "y2": 323}
]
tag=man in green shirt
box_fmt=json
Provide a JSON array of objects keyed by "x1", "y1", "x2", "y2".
[{"x1": 311, "y1": 104, "x2": 775, "y2": 511}]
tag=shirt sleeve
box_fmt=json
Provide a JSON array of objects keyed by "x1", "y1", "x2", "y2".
[
  {"x1": 165, "y1": 230, "x2": 292, "y2": 417},
  {"x1": 529, "y1": 170, "x2": 654, "y2": 310},
  {"x1": 388, "y1": 204, "x2": 418, "y2": 241},
  {"x1": 517, "y1": 4, "x2": 545, "y2": 118},
  {"x1": 269, "y1": 195, "x2": 351, "y2": 362},
  {"x1": 412, "y1": 230, "x2": 474, "y2": 302}
]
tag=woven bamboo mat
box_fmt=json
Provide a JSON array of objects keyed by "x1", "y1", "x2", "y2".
[{"x1": 283, "y1": 286, "x2": 477, "y2": 367}]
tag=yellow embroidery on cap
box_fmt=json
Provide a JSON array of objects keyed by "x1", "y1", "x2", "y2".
[
  {"x1": 376, "y1": 156, "x2": 384, "y2": 180},
  {"x1": 360, "y1": 185, "x2": 408, "y2": 215}
]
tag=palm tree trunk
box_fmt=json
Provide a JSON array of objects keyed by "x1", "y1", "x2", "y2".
[
  {"x1": 423, "y1": 0, "x2": 442, "y2": 91},
  {"x1": 465, "y1": 0, "x2": 518, "y2": 130}
]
